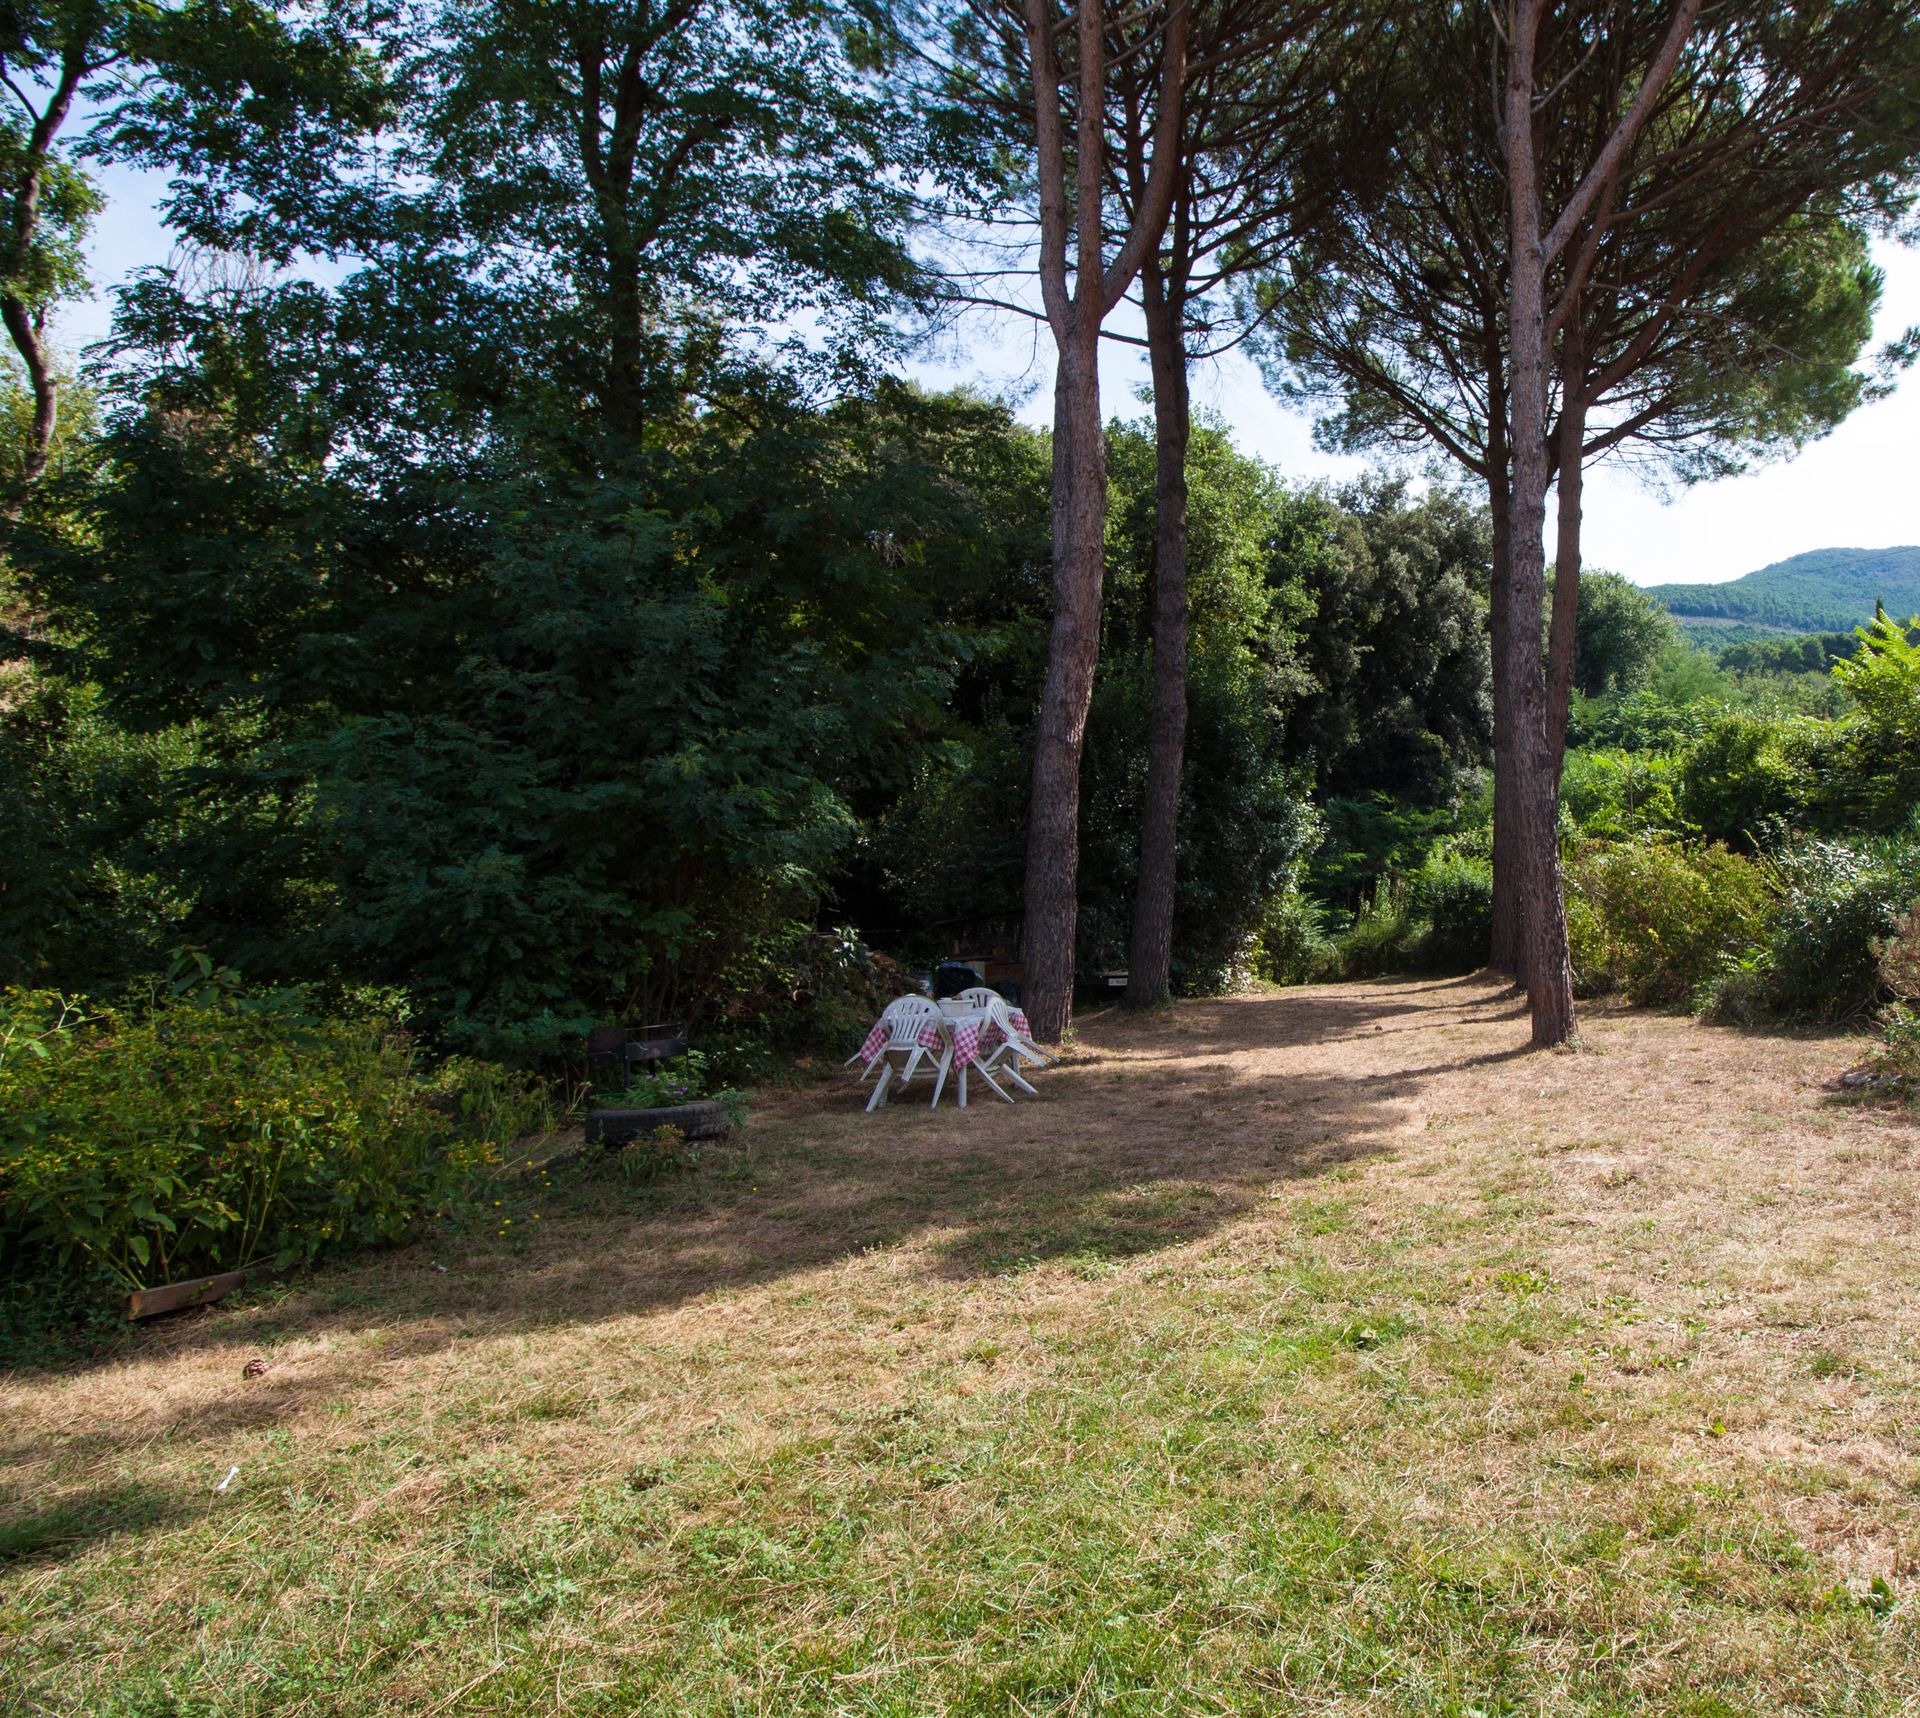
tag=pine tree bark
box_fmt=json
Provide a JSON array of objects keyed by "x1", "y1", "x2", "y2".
[
  {"x1": 1124, "y1": 259, "x2": 1190, "y2": 1008},
  {"x1": 1545, "y1": 323, "x2": 1589, "y2": 784},
  {"x1": 1486, "y1": 401, "x2": 1523, "y2": 980},
  {"x1": 1017, "y1": 0, "x2": 1187, "y2": 1044},
  {"x1": 1023, "y1": 315, "x2": 1109, "y2": 1041},
  {"x1": 1501, "y1": 0, "x2": 1578, "y2": 1046}
]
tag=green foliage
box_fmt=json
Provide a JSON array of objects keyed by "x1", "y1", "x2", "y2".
[
  {"x1": 1310, "y1": 791, "x2": 1486, "y2": 908},
  {"x1": 1874, "y1": 1003, "x2": 1920, "y2": 1084},
  {"x1": 1561, "y1": 746, "x2": 1686, "y2": 841},
  {"x1": 1566, "y1": 652, "x2": 1735, "y2": 753},
  {"x1": 1716, "y1": 628, "x2": 1865, "y2": 677},
  {"x1": 1647, "y1": 546, "x2": 1920, "y2": 635},
  {"x1": 595, "y1": 1053, "x2": 711, "y2": 1112},
  {"x1": 1872, "y1": 906, "x2": 1920, "y2": 1087},
  {"x1": 0, "y1": 677, "x2": 200, "y2": 988},
  {"x1": 1254, "y1": 888, "x2": 1338, "y2": 985},
  {"x1": 882, "y1": 644, "x2": 1320, "y2": 997},
  {"x1": 1878, "y1": 902, "x2": 1920, "y2": 1003},
  {"x1": 1407, "y1": 850, "x2": 1494, "y2": 973},
  {"x1": 1082, "y1": 656, "x2": 1322, "y2": 993},
  {"x1": 1828, "y1": 612, "x2": 1920, "y2": 828},
  {"x1": 1276, "y1": 478, "x2": 1493, "y2": 803},
  {"x1": 618, "y1": 1124, "x2": 701, "y2": 1185},
  {"x1": 1336, "y1": 877, "x2": 1419, "y2": 978},
  {"x1": 0, "y1": 355, "x2": 97, "y2": 487},
  {"x1": 27, "y1": 371, "x2": 1039, "y2": 1054},
  {"x1": 1561, "y1": 569, "x2": 1679, "y2": 698},
  {"x1": 1757, "y1": 830, "x2": 1920, "y2": 1021},
  {"x1": 0, "y1": 982, "x2": 547, "y2": 1300},
  {"x1": 1565, "y1": 841, "x2": 1775, "y2": 1007},
  {"x1": 1323, "y1": 849, "x2": 1492, "y2": 979},
  {"x1": 870, "y1": 415, "x2": 1350, "y2": 999},
  {"x1": 1675, "y1": 713, "x2": 1811, "y2": 847}
]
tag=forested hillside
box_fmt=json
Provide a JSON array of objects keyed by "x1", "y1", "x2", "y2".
[{"x1": 1648, "y1": 545, "x2": 1920, "y2": 636}]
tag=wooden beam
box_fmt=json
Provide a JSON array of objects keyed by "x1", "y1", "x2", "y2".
[{"x1": 125, "y1": 1268, "x2": 252, "y2": 1321}]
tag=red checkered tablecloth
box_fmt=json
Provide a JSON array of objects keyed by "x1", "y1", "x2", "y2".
[{"x1": 855, "y1": 1006, "x2": 1034, "y2": 1071}]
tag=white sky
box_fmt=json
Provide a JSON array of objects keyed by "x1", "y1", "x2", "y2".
[{"x1": 66, "y1": 162, "x2": 1920, "y2": 590}]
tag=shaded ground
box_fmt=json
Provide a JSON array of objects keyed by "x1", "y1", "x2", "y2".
[{"x1": 3, "y1": 977, "x2": 1919, "y2": 1714}]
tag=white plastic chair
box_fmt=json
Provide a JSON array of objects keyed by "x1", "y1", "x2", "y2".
[
  {"x1": 921, "y1": 989, "x2": 1011, "y2": 1108},
  {"x1": 961, "y1": 990, "x2": 1048, "y2": 1094},
  {"x1": 930, "y1": 1037, "x2": 1013, "y2": 1108},
  {"x1": 862, "y1": 995, "x2": 943, "y2": 1111},
  {"x1": 850, "y1": 993, "x2": 928, "y2": 1075}
]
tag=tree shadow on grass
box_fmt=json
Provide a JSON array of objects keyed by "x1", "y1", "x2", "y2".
[
  {"x1": 0, "y1": 1481, "x2": 190, "y2": 1569},
  {"x1": 0, "y1": 978, "x2": 1536, "y2": 1469}
]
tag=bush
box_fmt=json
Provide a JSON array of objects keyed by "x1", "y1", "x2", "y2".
[
  {"x1": 1315, "y1": 847, "x2": 1493, "y2": 980},
  {"x1": 1407, "y1": 850, "x2": 1493, "y2": 972},
  {"x1": 1309, "y1": 792, "x2": 1480, "y2": 909},
  {"x1": 1566, "y1": 840, "x2": 1775, "y2": 1007},
  {"x1": 618, "y1": 1123, "x2": 702, "y2": 1184},
  {"x1": 0, "y1": 985, "x2": 548, "y2": 1301},
  {"x1": 1872, "y1": 896, "x2": 1920, "y2": 1087},
  {"x1": 1760, "y1": 831, "x2": 1920, "y2": 1020},
  {"x1": 1256, "y1": 888, "x2": 1339, "y2": 985},
  {"x1": 1338, "y1": 877, "x2": 1419, "y2": 977},
  {"x1": 1562, "y1": 746, "x2": 1687, "y2": 841},
  {"x1": 1676, "y1": 714, "x2": 1809, "y2": 847},
  {"x1": 1830, "y1": 614, "x2": 1920, "y2": 830},
  {"x1": 1879, "y1": 902, "x2": 1920, "y2": 1002}
]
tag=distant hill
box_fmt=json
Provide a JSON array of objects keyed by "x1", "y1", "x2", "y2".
[{"x1": 1646, "y1": 546, "x2": 1920, "y2": 637}]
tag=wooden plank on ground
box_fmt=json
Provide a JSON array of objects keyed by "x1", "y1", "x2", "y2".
[{"x1": 125, "y1": 1268, "x2": 251, "y2": 1321}]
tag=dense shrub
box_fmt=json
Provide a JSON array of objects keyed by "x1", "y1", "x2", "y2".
[
  {"x1": 1561, "y1": 746, "x2": 1686, "y2": 841},
  {"x1": 1407, "y1": 850, "x2": 1494, "y2": 972},
  {"x1": 1879, "y1": 902, "x2": 1920, "y2": 1002},
  {"x1": 1560, "y1": 569, "x2": 1679, "y2": 698},
  {"x1": 1315, "y1": 847, "x2": 1493, "y2": 980},
  {"x1": 1873, "y1": 906, "x2": 1920, "y2": 1086},
  {"x1": 1566, "y1": 840, "x2": 1775, "y2": 1006},
  {"x1": 877, "y1": 651, "x2": 1320, "y2": 997},
  {"x1": 1759, "y1": 831, "x2": 1920, "y2": 1020},
  {"x1": 0, "y1": 985, "x2": 547, "y2": 1300},
  {"x1": 1676, "y1": 714, "x2": 1810, "y2": 847},
  {"x1": 1875, "y1": 1005, "x2": 1920, "y2": 1083},
  {"x1": 1309, "y1": 790, "x2": 1487, "y2": 909},
  {"x1": 1337, "y1": 877, "x2": 1418, "y2": 978},
  {"x1": 1829, "y1": 615, "x2": 1920, "y2": 830},
  {"x1": 1255, "y1": 888, "x2": 1339, "y2": 984}
]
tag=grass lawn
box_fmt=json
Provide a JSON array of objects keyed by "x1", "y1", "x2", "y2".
[{"x1": 4, "y1": 976, "x2": 1919, "y2": 1715}]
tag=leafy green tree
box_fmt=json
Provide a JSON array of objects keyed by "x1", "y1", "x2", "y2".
[
  {"x1": 0, "y1": 0, "x2": 381, "y2": 501},
  {"x1": 1830, "y1": 612, "x2": 1920, "y2": 830},
  {"x1": 1556, "y1": 569, "x2": 1678, "y2": 701},
  {"x1": 1275, "y1": 478, "x2": 1493, "y2": 804},
  {"x1": 1263, "y1": 0, "x2": 1920, "y2": 1043},
  {"x1": 868, "y1": 412, "x2": 1321, "y2": 994},
  {"x1": 6, "y1": 0, "x2": 979, "y2": 1055},
  {"x1": 414, "y1": 0, "x2": 922, "y2": 444}
]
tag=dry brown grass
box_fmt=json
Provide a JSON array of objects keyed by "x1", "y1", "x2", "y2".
[{"x1": 4, "y1": 977, "x2": 1920, "y2": 1714}]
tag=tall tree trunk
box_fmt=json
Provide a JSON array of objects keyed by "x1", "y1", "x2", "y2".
[
  {"x1": 1502, "y1": 1, "x2": 1578, "y2": 1047},
  {"x1": 0, "y1": 299, "x2": 56, "y2": 495},
  {"x1": 1545, "y1": 326, "x2": 1588, "y2": 784},
  {"x1": 1022, "y1": 321, "x2": 1108, "y2": 1041},
  {"x1": 1486, "y1": 398, "x2": 1522, "y2": 979},
  {"x1": 1124, "y1": 260, "x2": 1190, "y2": 1008},
  {"x1": 0, "y1": 46, "x2": 85, "y2": 512},
  {"x1": 1017, "y1": 0, "x2": 1186, "y2": 1044}
]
